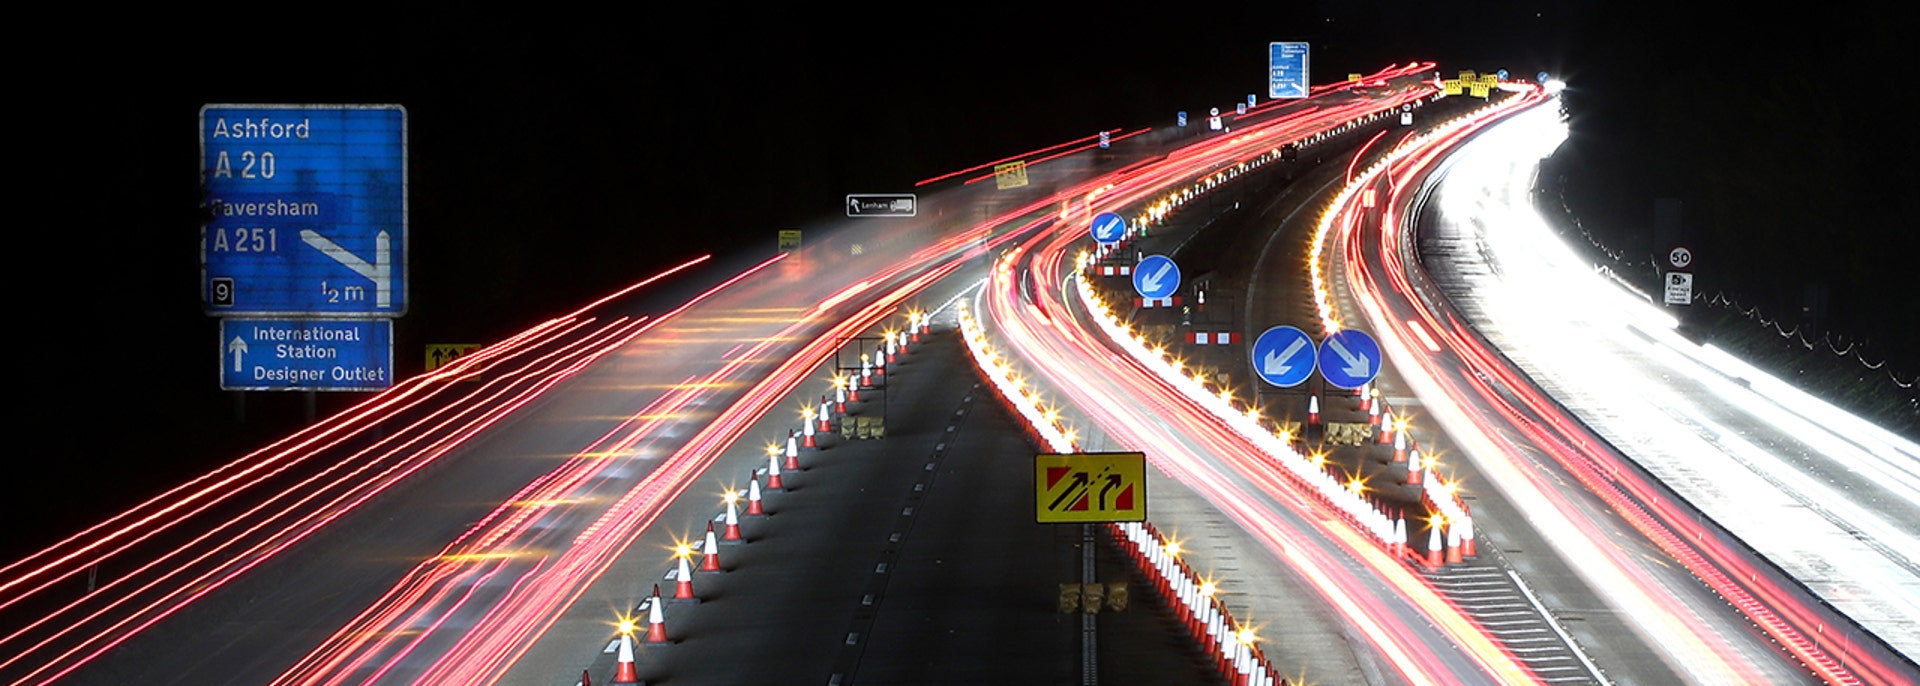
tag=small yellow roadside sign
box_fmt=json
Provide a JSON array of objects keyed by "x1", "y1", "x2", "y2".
[
  {"x1": 994, "y1": 160, "x2": 1029, "y2": 190},
  {"x1": 426, "y1": 344, "x2": 483, "y2": 373},
  {"x1": 777, "y1": 229, "x2": 802, "y2": 253},
  {"x1": 1035, "y1": 452, "x2": 1146, "y2": 523}
]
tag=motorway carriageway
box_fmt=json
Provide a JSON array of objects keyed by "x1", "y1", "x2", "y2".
[
  {"x1": 1332, "y1": 85, "x2": 1916, "y2": 683},
  {"x1": 0, "y1": 63, "x2": 1440, "y2": 685}
]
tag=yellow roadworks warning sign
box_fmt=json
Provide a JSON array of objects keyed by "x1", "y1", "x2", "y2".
[
  {"x1": 777, "y1": 229, "x2": 802, "y2": 252},
  {"x1": 994, "y1": 160, "x2": 1029, "y2": 189},
  {"x1": 426, "y1": 344, "x2": 483, "y2": 373},
  {"x1": 1035, "y1": 452, "x2": 1146, "y2": 523}
]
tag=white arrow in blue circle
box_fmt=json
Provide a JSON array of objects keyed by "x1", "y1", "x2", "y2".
[
  {"x1": 1317, "y1": 329, "x2": 1382, "y2": 390},
  {"x1": 1133, "y1": 254, "x2": 1180, "y2": 299},
  {"x1": 1251, "y1": 326, "x2": 1315, "y2": 387},
  {"x1": 1090, "y1": 212, "x2": 1126, "y2": 245}
]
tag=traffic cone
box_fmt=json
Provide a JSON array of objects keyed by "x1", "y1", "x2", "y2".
[
  {"x1": 611, "y1": 635, "x2": 641, "y2": 684},
  {"x1": 1307, "y1": 395, "x2": 1320, "y2": 427},
  {"x1": 723, "y1": 495, "x2": 743, "y2": 541},
  {"x1": 1393, "y1": 429, "x2": 1407, "y2": 463},
  {"x1": 1460, "y1": 516, "x2": 1477, "y2": 558},
  {"x1": 673, "y1": 554, "x2": 698, "y2": 602},
  {"x1": 1426, "y1": 524, "x2": 1444, "y2": 568},
  {"x1": 583, "y1": 668, "x2": 593, "y2": 686},
  {"x1": 1358, "y1": 382, "x2": 1371, "y2": 406},
  {"x1": 1379, "y1": 412, "x2": 1394, "y2": 445},
  {"x1": 836, "y1": 385, "x2": 847, "y2": 413},
  {"x1": 1391, "y1": 516, "x2": 1407, "y2": 557},
  {"x1": 1367, "y1": 397, "x2": 1380, "y2": 427},
  {"x1": 1407, "y1": 449, "x2": 1422, "y2": 485},
  {"x1": 701, "y1": 523, "x2": 722, "y2": 572},
  {"x1": 645, "y1": 585, "x2": 668, "y2": 643},
  {"x1": 785, "y1": 434, "x2": 801, "y2": 471},
  {"x1": 747, "y1": 473, "x2": 766, "y2": 516},
  {"x1": 766, "y1": 454, "x2": 784, "y2": 491},
  {"x1": 802, "y1": 419, "x2": 816, "y2": 448}
]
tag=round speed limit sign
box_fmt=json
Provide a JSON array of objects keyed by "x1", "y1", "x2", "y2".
[{"x1": 1668, "y1": 246, "x2": 1693, "y2": 269}]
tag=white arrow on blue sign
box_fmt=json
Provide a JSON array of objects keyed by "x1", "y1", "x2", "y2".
[
  {"x1": 1091, "y1": 212, "x2": 1126, "y2": 245},
  {"x1": 1251, "y1": 326, "x2": 1315, "y2": 387},
  {"x1": 1133, "y1": 255, "x2": 1180, "y2": 299},
  {"x1": 1317, "y1": 329, "x2": 1382, "y2": 390}
]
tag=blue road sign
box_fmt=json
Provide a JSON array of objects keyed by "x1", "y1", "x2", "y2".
[
  {"x1": 1536, "y1": 71, "x2": 1550, "y2": 84},
  {"x1": 201, "y1": 105, "x2": 408, "y2": 317},
  {"x1": 1247, "y1": 94, "x2": 1257, "y2": 108},
  {"x1": 1251, "y1": 326, "x2": 1315, "y2": 387},
  {"x1": 1496, "y1": 69, "x2": 1510, "y2": 80},
  {"x1": 1091, "y1": 212, "x2": 1126, "y2": 245},
  {"x1": 221, "y1": 318, "x2": 393, "y2": 391},
  {"x1": 1133, "y1": 255, "x2": 1180, "y2": 299},
  {"x1": 1317, "y1": 329, "x2": 1382, "y2": 390},
  {"x1": 1177, "y1": 111, "x2": 1188, "y2": 127},
  {"x1": 1268, "y1": 42, "x2": 1311, "y2": 99}
]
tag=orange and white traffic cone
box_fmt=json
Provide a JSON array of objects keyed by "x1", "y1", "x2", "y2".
[
  {"x1": 1446, "y1": 524, "x2": 1463, "y2": 565},
  {"x1": 785, "y1": 434, "x2": 801, "y2": 471},
  {"x1": 1391, "y1": 516, "x2": 1407, "y2": 557},
  {"x1": 1426, "y1": 524, "x2": 1444, "y2": 568},
  {"x1": 645, "y1": 585, "x2": 669, "y2": 643},
  {"x1": 611, "y1": 635, "x2": 641, "y2": 684},
  {"x1": 1379, "y1": 411, "x2": 1394, "y2": 445},
  {"x1": 1406, "y1": 449, "x2": 1422, "y2": 485},
  {"x1": 818, "y1": 399, "x2": 833, "y2": 432},
  {"x1": 766, "y1": 454, "x2": 784, "y2": 491},
  {"x1": 723, "y1": 494, "x2": 743, "y2": 541},
  {"x1": 1393, "y1": 429, "x2": 1407, "y2": 463},
  {"x1": 802, "y1": 420, "x2": 817, "y2": 448},
  {"x1": 673, "y1": 553, "x2": 698, "y2": 602},
  {"x1": 747, "y1": 473, "x2": 766, "y2": 516},
  {"x1": 1459, "y1": 516, "x2": 1477, "y2": 558},
  {"x1": 1307, "y1": 395, "x2": 1320, "y2": 427},
  {"x1": 701, "y1": 523, "x2": 722, "y2": 572}
]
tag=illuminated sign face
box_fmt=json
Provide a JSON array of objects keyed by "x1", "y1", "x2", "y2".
[
  {"x1": 1035, "y1": 452, "x2": 1147, "y2": 523},
  {"x1": 1268, "y1": 42, "x2": 1310, "y2": 99},
  {"x1": 201, "y1": 105, "x2": 408, "y2": 317}
]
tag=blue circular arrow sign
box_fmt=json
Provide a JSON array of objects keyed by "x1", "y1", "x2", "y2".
[
  {"x1": 1250, "y1": 326, "x2": 1315, "y2": 388},
  {"x1": 1090, "y1": 212, "x2": 1126, "y2": 245},
  {"x1": 1317, "y1": 329, "x2": 1382, "y2": 390},
  {"x1": 1133, "y1": 255, "x2": 1180, "y2": 299}
]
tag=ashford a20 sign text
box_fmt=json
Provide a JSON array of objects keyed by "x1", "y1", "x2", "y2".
[{"x1": 200, "y1": 105, "x2": 408, "y2": 317}]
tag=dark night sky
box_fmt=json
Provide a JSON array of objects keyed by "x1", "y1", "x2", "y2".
[{"x1": 13, "y1": 4, "x2": 1911, "y2": 556}]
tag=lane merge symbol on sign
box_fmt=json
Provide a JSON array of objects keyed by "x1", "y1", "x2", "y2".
[
  {"x1": 1317, "y1": 329, "x2": 1382, "y2": 390},
  {"x1": 1035, "y1": 452, "x2": 1146, "y2": 523},
  {"x1": 1251, "y1": 325, "x2": 1316, "y2": 387}
]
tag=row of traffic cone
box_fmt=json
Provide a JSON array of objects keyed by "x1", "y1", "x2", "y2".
[
  {"x1": 596, "y1": 313, "x2": 934, "y2": 685},
  {"x1": 1111, "y1": 522, "x2": 1290, "y2": 686}
]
